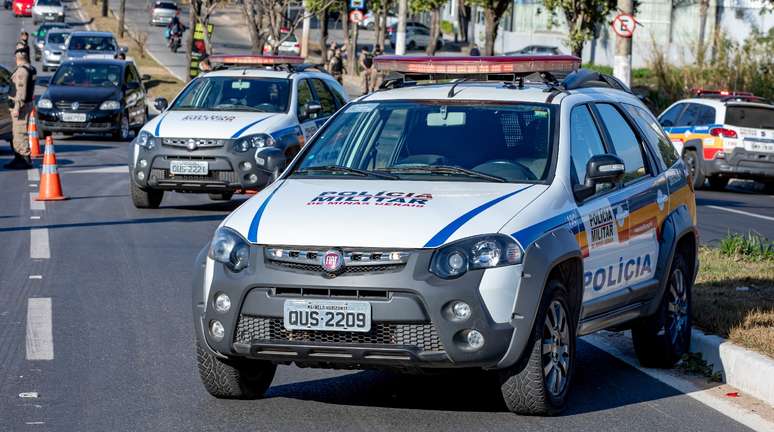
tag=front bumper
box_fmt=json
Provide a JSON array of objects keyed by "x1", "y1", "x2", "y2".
[
  {"x1": 42, "y1": 54, "x2": 62, "y2": 68},
  {"x1": 37, "y1": 109, "x2": 121, "y2": 133},
  {"x1": 703, "y1": 148, "x2": 774, "y2": 180},
  {"x1": 151, "y1": 15, "x2": 173, "y2": 25},
  {"x1": 33, "y1": 11, "x2": 64, "y2": 21},
  {"x1": 193, "y1": 246, "x2": 531, "y2": 370}
]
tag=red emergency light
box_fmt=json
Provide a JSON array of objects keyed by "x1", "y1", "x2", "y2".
[
  {"x1": 374, "y1": 55, "x2": 581, "y2": 75},
  {"x1": 208, "y1": 55, "x2": 305, "y2": 66}
]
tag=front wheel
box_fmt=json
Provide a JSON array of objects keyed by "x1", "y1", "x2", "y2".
[
  {"x1": 632, "y1": 253, "x2": 692, "y2": 368},
  {"x1": 499, "y1": 279, "x2": 576, "y2": 415},
  {"x1": 196, "y1": 339, "x2": 276, "y2": 399},
  {"x1": 113, "y1": 112, "x2": 130, "y2": 141},
  {"x1": 130, "y1": 181, "x2": 163, "y2": 209},
  {"x1": 682, "y1": 150, "x2": 705, "y2": 189}
]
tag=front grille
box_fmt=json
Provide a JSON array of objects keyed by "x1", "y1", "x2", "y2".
[
  {"x1": 149, "y1": 168, "x2": 238, "y2": 183},
  {"x1": 162, "y1": 137, "x2": 229, "y2": 149},
  {"x1": 270, "y1": 260, "x2": 405, "y2": 275},
  {"x1": 272, "y1": 287, "x2": 390, "y2": 299},
  {"x1": 265, "y1": 247, "x2": 410, "y2": 275},
  {"x1": 55, "y1": 101, "x2": 98, "y2": 112},
  {"x1": 235, "y1": 315, "x2": 444, "y2": 352}
]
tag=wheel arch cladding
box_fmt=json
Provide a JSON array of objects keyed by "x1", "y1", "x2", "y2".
[
  {"x1": 682, "y1": 138, "x2": 704, "y2": 159},
  {"x1": 496, "y1": 227, "x2": 582, "y2": 369}
]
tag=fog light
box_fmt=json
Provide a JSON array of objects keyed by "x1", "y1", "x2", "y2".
[
  {"x1": 247, "y1": 174, "x2": 258, "y2": 183},
  {"x1": 452, "y1": 301, "x2": 471, "y2": 321},
  {"x1": 210, "y1": 320, "x2": 225, "y2": 341},
  {"x1": 139, "y1": 159, "x2": 148, "y2": 168},
  {"x1": 240, "y1": 161, "x2": 252, "y2": 171},
  {"x1": 465, "y1": 329, "x2": 485, "y2": 350},
  {"x1": 214, "y1": 293, "x2": 231, "y2": 313},
  {"x1": 136, "y1": 171, "x2": 145, "y2": 180}
]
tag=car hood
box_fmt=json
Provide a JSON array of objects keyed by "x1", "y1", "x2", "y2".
[
  {"x1": 45, "y1": 43, "x2": 66, "y2": 52},
  {"x1": 223, "y1": 179, "x2": 548, "y2": 248},
  {"x1": 148, "y1": 110, "x2": 286, "y2": 139},
  {"x1": 46, "y1": 85, "x2": 120, "y2": 103}
]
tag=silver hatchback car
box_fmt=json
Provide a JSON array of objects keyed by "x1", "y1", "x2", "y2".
[
  {"x1": 150, "y1": 1, "x2": 177, "y2": 26},
  {"x1": 41, "y1": 28, "x2": 70, "y2": 72}
]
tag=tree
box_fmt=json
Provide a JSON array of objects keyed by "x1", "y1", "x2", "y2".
[
  {"x1": 542, "y1": 0, "x2": 617, "y2": 58},
  {"x1": 410, "y1": 0, "x2": 445, "y2": 55},
  {"x1": 186, "y1": 0, "x2": 221, "y2": 80},
  {"x1": 467, "y1": 0, "x2": 511, "y2": 55},
  {"x1": 245, "y1": 0, "x2": 335, "y2": 56}
]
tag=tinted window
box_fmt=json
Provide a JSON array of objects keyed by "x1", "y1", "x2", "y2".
[
  {"x1": 47, "y1": 31, "x2": 69, "y2": 44},
  {"x1": 725, "y1": 105, "x2": 774, "y2": 129},
  {"x1": 171, "y1": 77, "x2": 290, "y2": 112},
  {"x1": 68, "y1": 35, "x2": 117, "y2": 52},
  {"x1": 676, "y1": 103, "x2": 704, "y2": 126},
  {"x1": 126, "y1": 66, "x2": 139, "y2": 84},
  {"x1": 596, "y1": 104, "x2": 648, "y2": 182},
  {"x1": 154, "y1": 1, "x2": 177, "y2": 9},
  {"x1": 296, "y1": 79, "x2": 314, "y2": 119},
  {"x1": 570, "y1": 105, "x2": 607, "y2": 184},
  {"x1": 36, "y1": 0, "x2": 60, "y2": 6},
  {"x1": 310, "y1": 79, "x2": 336, "y2": 116},
  {"x1": 697, "y1": 105, "x2": 716, "y2": 125},
  {"x1": 659, "y1": 103, "x2": 685, "y2": 127},
  {"x1": 624, "y1": 104, "x2": 679, "y2": 168},
  {"x1": 52, "y1": 63, "x2": 123, "y2": 87}
]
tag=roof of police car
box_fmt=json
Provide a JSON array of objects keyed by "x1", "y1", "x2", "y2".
[{"x1": 201, "y1": 68, "x2": 329, "y2": 80}]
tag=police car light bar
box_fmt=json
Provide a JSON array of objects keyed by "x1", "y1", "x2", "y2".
[
  {"x1": 374, "y1": 55, "x2": 581, "y2": 75},
  {"x1": 208, "y1": 55, "x2": 305, "y2": 66}
]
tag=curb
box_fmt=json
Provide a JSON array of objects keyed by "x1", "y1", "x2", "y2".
[{"x1": 691, "y1": 328, "x2": 774, "y2": 407}]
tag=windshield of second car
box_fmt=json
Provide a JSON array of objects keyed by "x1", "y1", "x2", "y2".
[
  {"x1": 52, "y1": 64, "x2": 122, "y2": 87},
  {"x1": 36, "y1": 0, "x2": 61, "y2": 6},
  {"x1": 68, "y1": 36, "x2": 116, "y2": 52},
  {"x1": 293, "y1": 101, "x2": 554, "y2": 182},
  {"x1": 170, "y1": 77, "x2": 291, "y2": 113},
  {"x1": 47, "y1": 32, "x2": 69, "y2": 44}
]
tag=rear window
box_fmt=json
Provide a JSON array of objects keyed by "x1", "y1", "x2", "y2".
[
  {"x1": 725, "y1": 105, "x2": 774, "y2": 129},
  {"x1": 68, "y1": 35, "x2": 117, "y2": 52}
]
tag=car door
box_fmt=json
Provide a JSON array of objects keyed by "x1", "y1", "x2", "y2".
[
  {"x1": 296, "y1": 78, "x2": 319, "y2": 141},
  {"x1": 123, "y1": 64, "x2": 145, "y2": 126},
  {"x1": 0, "y1": 65, "x2": 12, "y2": 137}
]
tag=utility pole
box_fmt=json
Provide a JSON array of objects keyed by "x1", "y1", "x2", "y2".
[
  {"x1": 613, "y1": 0, "x2": 633, "y2": 87},
  {"x1": 101, "y1": 0, "x2": 108, "y2": 17},
  {"x1": 118, "y1": 0, "x2": 126, "y2": 38},
  {"x1": 395, "y1": 0, "x2": 407, "y2": 55},
  {"x1": 301, "y1": 0, "x2": 311, "y2": 58}
]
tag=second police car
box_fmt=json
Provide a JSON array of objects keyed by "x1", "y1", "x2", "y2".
[
  {"x1": 192, "y1": 56, "x2": 698, "y2": 415},
  {"x1": 129, "y1": 55, "x2": 348, "y2": 208}
]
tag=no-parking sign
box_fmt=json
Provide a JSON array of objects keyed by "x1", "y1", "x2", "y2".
[
  {"x1": 349, "y1": 10, "x2": 365, "y2": 24},
  {"x1": 612, "y1": 14, "x2": 637, "y2": 38}
]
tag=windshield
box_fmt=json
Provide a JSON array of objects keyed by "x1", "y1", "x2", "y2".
[
  {"x1": 725, "y1": 105, "x2": 774, "y2": 130},
  {"x1": 47, "y1": 32, "x2": 69, "y2": 44},
  {"x1": 36, "y1": 0, "x2": 60, "y2": 6},
  {"x1": 293, "y1": 101, "x2": 554, "y2": 182},
  {"x1": 68, "y1": 35, "x2": 116, "y2": 52},
  {"x1": 52, "y1": 63, "x2": 123, "y2": 87},
  {"x1": 170, "y1": 77, "x2": 291, "y2": 113},
  {"x1": 154, "y1": 1, "x2": 176, "y2": 8}
]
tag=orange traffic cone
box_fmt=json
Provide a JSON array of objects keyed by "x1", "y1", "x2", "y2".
[
  {"x1": 28, "y1": 108, "x2": 42, "y2": 158},
  {"x1": 37, "y1": 136, "x2": 67, "y2": 201}
]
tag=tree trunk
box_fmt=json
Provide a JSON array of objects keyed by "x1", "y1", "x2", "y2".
[
  {"x1": 118, "y1": 0, "x2": 126, "y2": 38},
  {"x1": 349, "y1": 23, "x2": 358, "y2": 75},
  {"x1": 243, "y1": 0, "x2": 260, "y2": 52},
  {"x1": 426, "y1": 8, "x2": 440, "y2": 55},
  {"x1": 101, "y1": 0, "x2": 108, "y2": 17},
  {"x1": 457, "y1": 1, "x2": 468, "y2": 43},
  {"x1": 483, "y1": 8, "x2": 500, "y2": 55},
  {"x1": 377, "y1": 0, "x2": 388, "y2": 50},
  {"x1": 696, "y1": 0, "x2": 709, "y2": 66},
  {"x1": 186, "y1": 0, "x2": 197, "y2": 81},
  {"x1": 319, "y1": 9, "x2": 329, "y2": 65}
]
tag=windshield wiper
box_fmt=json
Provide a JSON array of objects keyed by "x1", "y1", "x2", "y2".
[
  {"x1": 295, "y1": 165, "x2": 398, "y2": 179},
  {"x1": 379, "y1": 165, "x2": 507, "y2": 182}
]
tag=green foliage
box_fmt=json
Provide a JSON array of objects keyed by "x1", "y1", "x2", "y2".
[
  {"x1": 410, "y1": 0, "x2": 445, "y2": 13},
  {"x1": 719, "y1": 232, "x2": 774, "y2": 261},
  {"x1": 678, "y1": 353, "x2": 723, "y2": 383},
  {"x1": 542, "y1": 0, "x2": 617, "y2": 56},
  {"x1": 440, "y1": 20, "x2": 454, "y2": 35}
]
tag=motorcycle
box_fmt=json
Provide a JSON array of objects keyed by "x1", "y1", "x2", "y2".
[{"x1": 169, "y1": 31, "x2": 182, "y2": 53}]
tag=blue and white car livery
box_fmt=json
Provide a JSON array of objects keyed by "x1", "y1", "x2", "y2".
[{"x1": 192, "y1": 56, "x2": 698, "y2": 415}]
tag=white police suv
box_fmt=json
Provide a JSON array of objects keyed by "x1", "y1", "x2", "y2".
[
  {"x1": 193, "y1": 56, "x2": 698, "y2": 415},
  {"x1": 129, "y1": 55, "x2": 348, "y2": 208}
]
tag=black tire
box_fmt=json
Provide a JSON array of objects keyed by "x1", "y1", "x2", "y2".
[
  {"x1": 499, "y1": 279, "x2": 576, "y2": 415},
  {"x1": 435, "y1": 40, "x2": 442, "y2": 50},
  {"x1": 112, "y1": 112, "x2": 131, "y2": 141},
  {"x1": 763, "y1": 181, "x2": 774, "y2": 194},
  {"x1": 707, "y1": 176, "x2": 729, "y2": 191},
  {"x1": 682, "y1": 150, "x2": 705, "y2": 189},
  {"x1": 208, "y1": 192, "x2": 234, "y2": 201},
  {"x1": 407, "y1": 40, "x2": 416, "y2": 50},
  {"x1": 632, "y1": 253, "x2": 692, "y2": 368},
  {"x1": 130, "y1": 181, "x2": 163, "y2": 209},
  {"x1": 196, "y1": 339, "x2": 276, "y2": 399}
]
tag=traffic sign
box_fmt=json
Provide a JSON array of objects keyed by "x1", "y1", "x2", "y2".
[
  {"x1": 349, "y1": 9, "x2": 365, "y2": 24},
  {"x1": 349, "y1": 0, "x2": 364, "y2": 9},
  {"x1": 612, "y1": 14, "x2": 637, "y2": 38}
]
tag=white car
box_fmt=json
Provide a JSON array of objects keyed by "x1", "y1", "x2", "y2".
[
  {"x1": 388, "y1": 26, "x2": 442, "y2": 51},
  {"x1": 31, "y1": 0, "x2": 64, "y2": 24},
  {"x1": 360, "y1": 12, "x2": 398, "y2": 30},
  {"x1": 263, "y1": 32, "x2": 300, "y2": 56},
  {"x1": 149, "y1": 0, "x2": 177, "y2": 26},
  {"x1": 191, "y1": 56, "x2": 699, "y2": 415},
  {"x1": 129, "y1": 55, "x2": 349, "y2": 208}
]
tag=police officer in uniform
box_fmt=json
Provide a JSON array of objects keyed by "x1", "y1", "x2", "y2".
[
  {"x1": 16, "y1": 31, "x2": 30, "y2": 60},
  {"x1": 328, "y1": 47, "x2": 343, "y2": 84},
  {"x1": 5, "y1": 49, "x2": 35, "y2": 169}
]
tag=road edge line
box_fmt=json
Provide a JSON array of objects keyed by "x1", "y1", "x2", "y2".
[{"x1": 705, "y1": 205, "x2": 774, "y2": 222}]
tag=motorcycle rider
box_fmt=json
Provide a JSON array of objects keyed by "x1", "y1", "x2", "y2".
[{"x1": 166, "y1": 10, "x2": 185, "y2": 50}]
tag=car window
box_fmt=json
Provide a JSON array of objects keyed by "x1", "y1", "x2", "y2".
[
  {"x1": 52, "y1": 63, "x2": 123, "y2": 87},
  {"x1": 725, "y1": 105, "x2": 774, "y2": 129},
  {"x1": 624, "y1": 104, "x2": 679, "y2": 169},
  {"x1": 296, "y1": 79, "x2": 315, "y2": 120},
  {"x1": 310, "y1": 79, "x2": 336, "y2": 117},
  {"x1": 659, "y1": 103, "x2": 685, "y2": 127},
  {"x1": 68, "y1": 35, "x2": 117, "y2": 52},
  {"x1": 696, "y1": 105, "x2": 716, "y2": 125},
  {"x1": 675, "y1": 103, "x2": 705, "y2": 126},
  {"x1": 126, "y1": 66, "x2": 139, "y2": 85},
  {"x1": 596, "y1": 103, "x2": 649, "y2": 183},
  {"x1": 47, "y1": 31, "x2": 69, "y2": 44},
  {"x1": 570, "y1": 105, "x2": 607, "y2": 185},
  {"x1": 171, "y1": 76, "x2": 291, "y2": 112}
]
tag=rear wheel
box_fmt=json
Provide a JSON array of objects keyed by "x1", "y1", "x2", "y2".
[
  {"x1": 130, "y1": 181, "x2": 163, "y2": 209},
  {"x1": 196, "y1": 339, "x2": 276, "y2": 399},
  {"x1": 113, "y1": 112, "x2": 130, "y2": 141},
  {"x1": 632, "y1": 253, "x2": 692, "y2": 368},
  {"x1": 683, "y1": 150, "x2": 705, "y2": 189},
  {"x1": 499, "y1": 279, "x2": 575, "y2": 415},
  {"x1": 707, "y1": 176, "x2": 729, "y2": 191},
  {"x1": 208, "y1": 192, "x2": 234, "y2": 201}
]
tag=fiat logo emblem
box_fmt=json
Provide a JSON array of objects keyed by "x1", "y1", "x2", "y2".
[
  {"x1": 322, "y1": 249, "x2": 344, "y2": 274},
  {"x1": 71, "y1": 102, "x2": 79, "y2": 110},
  {"x1": 187, "y1": 139, "x2": 197, "y2": 151}
]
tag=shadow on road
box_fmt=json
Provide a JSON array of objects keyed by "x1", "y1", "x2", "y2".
[{"x1": 0, "y1": 214, "x2": 225, "y2": 233}]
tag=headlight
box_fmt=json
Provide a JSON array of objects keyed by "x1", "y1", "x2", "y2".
[
  {"x1": 57, "y1": 10, "x2": 63, "y2": 14},
  {"x1": 430, "y1": 234, "x2": 522, "y2": 279},
  {"x1": 233, "y1": 133, "x2": 274, "y2": 152},
  {"x1": 44, "y1": 49, "x2": 51, "y2": 56},
  {"x1": 208, "y1": 227, "x2": 250, "y2": 272},
  {"x1": 37, "y1": 98, "x2": 53, "y2": 109},
  {"x1": 133, "y1": 130, "x2": 156, "y2": 150},
  {"x1": 99, "y1": 100, "x2": 121, "y2": 110}
]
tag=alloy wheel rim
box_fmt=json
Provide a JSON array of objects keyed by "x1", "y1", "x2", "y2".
[
  {"x1": 121, "y1": 115, "x2": 129, "y2": 139},
  {"x1": 666, "y1": 268, "x2": 689, "y2": 347},
  {"x1": 542, "y1": 299, "x2": 571, "y2": 398}
]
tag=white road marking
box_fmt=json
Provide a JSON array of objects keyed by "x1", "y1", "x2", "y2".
[
  {"x1": 18, "y1": 392, "x2": 39, "y2": 398},
  {"x1": 705, "y1": 205, "x2": 774, "y2": 222},
  {"x1": 63, "y1": 166, "x2": 129, "y2": 174},
  {"x1": 26, "y1": 298, "x2": 53, "y2": 361},
  {"x1": 29, "y1": 183, "x2": 37, "y2": 187},
  {"x1": 585, "y1": 334, "x2": 774, "y2": 432},
  {"x1": 30, "y1": 216, "x2": 41, "y2": 220},
  {"x1": 27, "y1": 169, "x2": 39, "y2": 181},
  {"x1": 28, "y1": 275, "x2": 42, "y2": 280},
  {"x1": 30, "y1": 229, "x2": 50, "y2": 259},
  {"x1": 25, "y1": 422, "x2": 45, "y2": 425},
  {"x1": 29, "y1": 192, "x2": 44, "y2": 211}
]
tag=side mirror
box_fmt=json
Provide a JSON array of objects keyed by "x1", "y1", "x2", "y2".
[
  {"x1": 303, "y1": 101, "x2": 322, "y2": 118},
  {"x1": 153, "y1": 97, "x2": 168, "y2": 111},
  {"x1": 120, "y1": 46, "x2": 129, "y2": 54},
  {"x1": 573, "y1": 154, "x2": 625, "y2": 202},
  {"x1": 140, "y1": 74, "x2": 151, "y2": 81},
  {"x1": 254, "y1": 147, "x2": 285, "y2": 173}
]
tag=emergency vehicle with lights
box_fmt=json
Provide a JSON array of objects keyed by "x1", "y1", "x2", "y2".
[
  {"x1": 192, "y1": 55, "x2": 698, "y2": 415},
  {"x1": 128, "y1": 55, "x2": 348, "y2": 208},
  {"x1": 659, "y1": 90, "x2": 774, "y2": 190}
]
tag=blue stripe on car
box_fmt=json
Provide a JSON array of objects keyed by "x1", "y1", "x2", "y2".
[
  {"x1": 247, "y1": 182, "x2": 284, "y2": 243},
  {"x1": 423, "y1": 186, "x2": 531, "y2": 248},
  {"x1": 231, "y1": 115, "x2": 274, "y2": 139},
  {"x1": 154, "y1": 113, "x2": 167, "y2": 136}
]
